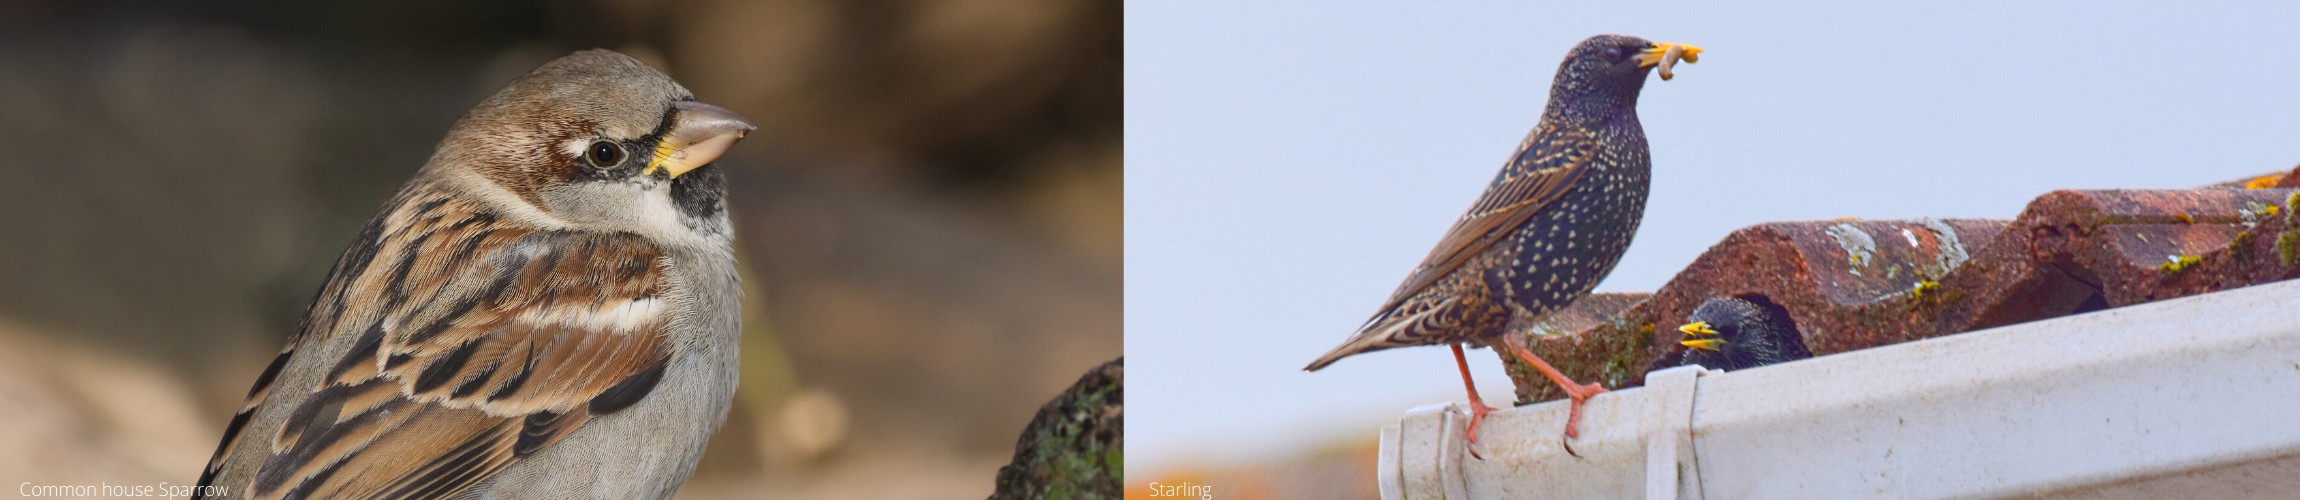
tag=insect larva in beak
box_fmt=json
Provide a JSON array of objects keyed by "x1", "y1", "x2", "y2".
[{"x1": 1658, "y1": 44, "x2": 1688, "y2": 81}]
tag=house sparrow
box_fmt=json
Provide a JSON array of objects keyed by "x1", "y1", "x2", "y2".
[{"x1": 194, "y1": 49, "x2": 755, "y2": 499}]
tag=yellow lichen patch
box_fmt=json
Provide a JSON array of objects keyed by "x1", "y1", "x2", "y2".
[
  {"x1": 2161, "y1": 254, "x2": 2201, "y2": 273},
  {"x1": 2240, "y1": 202, "x2": 2281, "y2": 226},
  {"x1": 1911, "y1": 280, "x2": 1941, "y2": 299},
  {"x1": 2246, "y1": 174, "x2": 2286, "y2": 190},
  {"x1": 2279, "y1": 232, "x2": 2300, "y2": 268}
]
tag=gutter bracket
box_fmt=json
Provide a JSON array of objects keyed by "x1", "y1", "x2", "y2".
[{"x1": 1641, "y1": 365, "x2": 1710, "y2": 500}]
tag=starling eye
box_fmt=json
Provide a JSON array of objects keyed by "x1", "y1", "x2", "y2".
[{"x1": 586, "y1": 141, "x2": 626, "y2": 168}]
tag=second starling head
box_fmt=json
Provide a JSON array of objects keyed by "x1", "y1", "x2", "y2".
[{"x1": 1676, "y1": 297, "x2": 1811, "y2": 372}]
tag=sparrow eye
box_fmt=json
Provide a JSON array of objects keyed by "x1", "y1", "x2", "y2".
[{"x1": 587, "y1": 141, "x2": 626, "y2": 168}]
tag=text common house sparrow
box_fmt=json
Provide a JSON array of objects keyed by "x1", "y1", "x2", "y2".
[{"x1": 195, "y1": 49, "x2": 755, "y2": 499}]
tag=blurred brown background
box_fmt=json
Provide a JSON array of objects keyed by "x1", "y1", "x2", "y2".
[{"x1": 0, "y1": 1, "x2": 1119, "y2": 498}]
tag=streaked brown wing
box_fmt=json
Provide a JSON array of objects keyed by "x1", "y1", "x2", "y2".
[
  {"x1": 1373, "y1": 122, "x2": 1599, "y2": 314},
  {"x1": 203, "y1": 191, "x2": 676, "y2": 500},
  {"x1": 198, "y1": 201, "x2": 402, "y2": 497}
]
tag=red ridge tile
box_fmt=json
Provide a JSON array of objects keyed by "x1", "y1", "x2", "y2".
[{"x1": 1502, "y1": 168, "x2": 2300, "y2": 405}]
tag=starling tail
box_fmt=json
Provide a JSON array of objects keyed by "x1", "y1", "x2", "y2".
[{"x1": 1304, "y1": 299, "x2": 1453, "y2": 371}]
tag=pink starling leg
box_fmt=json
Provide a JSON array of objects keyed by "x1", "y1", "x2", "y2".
[
  {"x1": 1499, "y1": 335, "x2": 1607, "y2": 439},
  {"x1": 1451, "y1": 343, "x2": 1498, "y2": 460},
  {"x1": 1451, "y1": 344, "x2": 1498, "y2": 445}
]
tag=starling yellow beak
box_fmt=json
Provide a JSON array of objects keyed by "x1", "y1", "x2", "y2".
[
  {"x1": 1681, "y1": 338, "x2": 1724, "y2": 351},
  {"x1": 646, "y1": 101, "x2": 757, "y2": 178},
  {"x1": 1679, "y1": 320, "x2": 1717, "y2": 336},
  {"x1": 1637, "y1": 42, "x2": 1703, "y2": 81},
  {"x1": 1680, "y1": 320, "x2": 1722, "y2": 351}
]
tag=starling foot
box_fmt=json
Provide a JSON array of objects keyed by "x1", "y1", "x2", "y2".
[
  {"x1": 1500, "y1": 335, "x2": 1608, "y2": 440},
  {"x1": 1451, "y1": 344, "x2": 1498, "y2": 459}
]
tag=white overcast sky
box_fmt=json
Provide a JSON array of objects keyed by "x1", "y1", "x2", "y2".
[{"x1": 1125, "y1": 2, "x2": 2300, "y2": 476}]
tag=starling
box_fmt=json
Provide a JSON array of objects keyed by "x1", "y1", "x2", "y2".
[
  {"x1": 1676, "y1": 297, "x2": 1812, "y2": 371},
  {"x1": 1305, "y1": 35, "x2": 1701, "y2": 445}
]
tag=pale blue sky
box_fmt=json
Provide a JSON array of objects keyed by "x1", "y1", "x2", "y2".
[{"x1": 1125, "y1": 2, "x2": 2300, "y2": 475}]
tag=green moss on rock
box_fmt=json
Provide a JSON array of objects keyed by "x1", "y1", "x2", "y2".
[{"x1": 992, "y1": 358, "x2": 1123, "y2": 500}]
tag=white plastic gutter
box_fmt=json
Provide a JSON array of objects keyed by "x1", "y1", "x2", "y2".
[{"x1": 1378, "y1": 278, "x2": 2300, "y2": 499}]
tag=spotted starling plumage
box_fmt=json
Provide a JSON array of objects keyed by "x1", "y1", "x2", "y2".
[
  {"x1": 1305, "y1": 34, "x2": 1700, "y2": 444},
  {"x1": 1676, "y1": 297, "x2": 1812, "y2": 372}
]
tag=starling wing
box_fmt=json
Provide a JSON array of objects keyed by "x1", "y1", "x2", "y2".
[{"x1": 1307, "y1": 122, "x2": 1598, "y2": 369}]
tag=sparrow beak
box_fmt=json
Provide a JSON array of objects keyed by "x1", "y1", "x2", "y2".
[
  {"x1": 1637, "y1": 42, "x2": 1703, "y2": 81},
  {"x1": 1681, "y1": 338, "x2": 1725, "y2": 351},
  {"x1": 646, "y1": 101, "x2": 757, "y2": 179},
  {"x1": 1678, "y1": 321, "x2": 1717, "y2": 336}
]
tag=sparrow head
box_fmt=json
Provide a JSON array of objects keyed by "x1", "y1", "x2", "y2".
[
  {"x1": 429, "y1": 49, "x2": 756, "y2": 240},
  {"x1": 1549, "y1": 34, "x2": 1701, "y2": 121}
]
